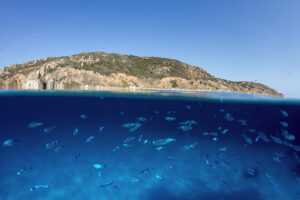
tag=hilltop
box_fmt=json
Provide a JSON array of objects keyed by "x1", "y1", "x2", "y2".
[{"x1": 0, "y1": 52, "x2": 282, "y2": 96}]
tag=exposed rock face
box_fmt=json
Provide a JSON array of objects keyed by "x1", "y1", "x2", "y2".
[{"x1": 0, "y1": 51, "x2": 282, "y2": 96}]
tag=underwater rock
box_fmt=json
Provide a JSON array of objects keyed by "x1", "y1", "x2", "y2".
[
  {"x1": 43, "y1": 125, "x2": 56, "y2": 133},
  {"x1": 3, "y1": 138, "x2": 19, "y2": 147},
  {"x1": 165, "y1": 116, "x2": 176, "y2": 121},
  {"x1": 30, "y1": 185, "x2": 48, "y2": 191},
  {"x1": 99, "y1": 126, "x2": 104, "y2": 132},
  {"x1": 86, "y1": 136, "x2": 95, "y2": 143},
  {"x1": 224, "y1": 113, "x2": 234, "y2": 121},
  {"x1": 73, "y1": 127, "x2": 79, "y2": 136},
  {"x1": 80, "y1": 114, "x2": 88, "y2": 119},
  {"x1": 152, "y1": 138, "x2": 175, "y2": 145},
  {"x1": 27, "y1": 122, "x2": 43, "y2": 128}
]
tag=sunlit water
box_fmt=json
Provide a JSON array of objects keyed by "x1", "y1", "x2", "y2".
[{"x1": 0, "y1": 91, "x2": 300, "y2": 200}]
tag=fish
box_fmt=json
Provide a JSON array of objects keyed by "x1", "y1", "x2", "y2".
[
  {"x1": 45, "y1": 141, "x2": 59, "y2": 150},
  {"x1": 218, "y1": 147, "x2": 227, "y2": 152},
  {"x1": 165, "y1": 116, "x2": 176, "y2": 121},
  {"x1": 155, "y1": 175, "x2": 162, "y2": 180},
  {"x1": 183, "y1": 142, "x2": 199, "y2": 150},
  {"x1": 167, "y1": 110, "x2": 176, "y2": 114},
  {"x1": 280, "y1": 122, "x2": 289, "y2": 127},
  {"x1": 186, "y1": 105, "x2": 191, "y2": 109},
  {"x1": 222, "y1": 129, "x2": 229, "y2": 134},
  {"x1": 280, "y1": 110, "x2": 288, "y2": 117},
  {"x1": 43, "y1": 125, "x2": 56, "y2": 133},
  {"x1": 73, "y1": 127, "x2": 79, "y2": 136},
  {"x1": 120, "y1": 112, "x2": 125, "y2": 115},
  {"x1": 3, "y1": 138, "x2": 19, "y2": 147},
  {"x1": 80, "y1": 114, "x2": 88, "y2": 119},
  {"x1": 242, "y1": 134, "x2": 253, "y2": 145},
  {"x1": 54, "y1": 146, "x2": 63, "y2": 152},
  {"x1": 245, "y1": 167, "x2": 256, "y2": 176},
  {"x1": 265, "y1": 173, "x2": 278, "y2": 185},
  {"x1": 137, "y1": 117, "x2": 147, "y2": 122},
  {"x1": 238, "y1": 119, "x2": 247, "y2": 126},
  {"x1": 123, "y1": 136, "x2": 134, "y2": 143},
  {"x1": 75, "y1": 153, "x2": 81, "y2": 160},
  {"x1": 27, "y1": 122, "x2": 43, "y2": 128},
  {"x1": 86, "y1": 136, "x2": 95, "y2": 143},
  {"x1": 100, "y1": 181, "x2": 114, "y2": 188},
  {"x1": 138, "y1": 135, "x2": 143, "y2": 142},
  {"x1": 143, "y1": 139, "x2": 148, "y2": 144},
  {"x1": 270, "y1": 135, "x2": 283, "y2": 144},
  {"x1": 152, "y1": 138, "x2": 176, "y2": 145},
  {"x1": 273, "y1": 156, "x2": 282, "y2": 163},
  {"x1": 248, "y1": 129, "x2": 256, "y2": 133},
  {"x1": 99, "y1": 126, "x2": 104, "y2": 132},
  {"x1": 258, "y1": 132, "x2": 270, "y2": 142},
  {"x1": 30, "y1": 185, "x2": 48, "y2": 191},
  {"x1": 129, "y1": 123, "x2": 142, "y2": 132},
  {"x1": 122, "y1": 123, "x2": 135, "y2": 128},
  {"x1": 203, "y1": 132, "x2": 218, "y2": 136},
  {"x1": 212, "y1": 137, "x2": 218, "y2": 142},
  {"x1": 156, "y1": 146, "x2": 164, "y2": 151},
  {"x1": 93, "y1": 163, "x2": 105, "y2": 169},
  {"x1": 17, "y1": 165, "x2": 32, "y2": 176},
  {"x1": 224, "y1": 113, "x2": 234, "y2": 121},
  {"x1": 282, "y1": 129, "x2": 295, "y2": 141}
]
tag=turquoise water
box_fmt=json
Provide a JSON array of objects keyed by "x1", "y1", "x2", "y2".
[{"x1": 0, "y1": 91, "x2": 300, "y2": 200}]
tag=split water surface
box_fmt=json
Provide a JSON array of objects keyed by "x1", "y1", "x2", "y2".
[{"x1": 0, "y1": 91, "x2": 300, "y2": 200}]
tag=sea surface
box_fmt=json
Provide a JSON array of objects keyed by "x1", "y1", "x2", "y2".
[{"x1": 0, "y1": 90, "x2": 300, "y2": 200}]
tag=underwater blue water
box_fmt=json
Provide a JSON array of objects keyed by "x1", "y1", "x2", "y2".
[{"x1": 0, "y1": 91, "x2": 300, "y2": 200}]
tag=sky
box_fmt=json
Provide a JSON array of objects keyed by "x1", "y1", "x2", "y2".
[{"x1": 0, "y1": 0, "x2": 299, "y2": 98}]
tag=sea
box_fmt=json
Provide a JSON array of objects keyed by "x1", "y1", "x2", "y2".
[{"x1": 0, "y1": 90, "x2": 299, "y2": 200}]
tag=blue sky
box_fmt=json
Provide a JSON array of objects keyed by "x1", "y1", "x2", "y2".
[{"x1": 0, "y1": 0, "x2": 299, "y2": 97}]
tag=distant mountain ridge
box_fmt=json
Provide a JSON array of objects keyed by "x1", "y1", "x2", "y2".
[{"x1": 0, "y1": 51, "x2": 282, "y2": 96}]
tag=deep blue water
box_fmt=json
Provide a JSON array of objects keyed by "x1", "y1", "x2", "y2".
[{"x1": 0, "y1": 91, "x2": 300, "y2": 200}]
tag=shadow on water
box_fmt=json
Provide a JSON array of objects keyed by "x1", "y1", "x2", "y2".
[{"x1": 144, "y1": 186, "x2": 263, "y2": 200}]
